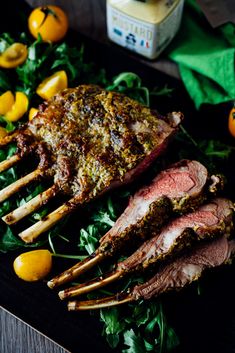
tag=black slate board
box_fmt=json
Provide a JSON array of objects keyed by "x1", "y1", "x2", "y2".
[{"x1": 0, "y1": 2, "x2": 235, "y2": 353}]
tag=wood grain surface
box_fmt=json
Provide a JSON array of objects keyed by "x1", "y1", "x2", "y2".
[{"x1": 1, "y1": 307, "x2": 69, "y2": 353}]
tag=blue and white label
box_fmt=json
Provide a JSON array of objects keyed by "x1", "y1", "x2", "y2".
[{"x1": 107, "y1": 1, "x2": 184, "y2": 59}]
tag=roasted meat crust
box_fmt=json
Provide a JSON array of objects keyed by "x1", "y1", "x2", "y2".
[
  {"x1": 98, "y1": 160, "x2": 222, "y2": 256},
  {"x1": 117, "y1": 198, "x2": 235, "y2": 274},
  {"x1": 15, "y1": 85, "x2": 182, "y2": 200},
  {"x1": 132, "y1": 236, "x2": 235, "y2": 300}
]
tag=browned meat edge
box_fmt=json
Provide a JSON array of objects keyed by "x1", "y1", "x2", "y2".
[
  {"x1": 132, "y1": 236, "x2": 235, "y2": 300},
  {"x1": 99, "y1": 159, "x2": 223, "y2": 256},
  {"x1": 118, "y1": 198, "x2": 234, "y2": 274}
]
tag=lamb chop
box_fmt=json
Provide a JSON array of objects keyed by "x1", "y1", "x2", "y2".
[
  {"x1": 48, "y1": 159, "x2": 223, "y2": 289},
  {"x1": 58, "y1": 198, "x2": 234, "y2": 300},
  {"x1": 68, "y1": 235, "x2": 235, "y2": 310},
  {"x1": 0, "y1": 85, "x2": 182, "y2": 243}
]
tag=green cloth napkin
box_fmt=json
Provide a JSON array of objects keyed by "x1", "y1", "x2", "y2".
[{"x1": 168, "y1": 0, "x2": 235, "y2": 109}]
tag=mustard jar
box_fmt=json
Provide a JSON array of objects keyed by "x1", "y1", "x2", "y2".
[{"x1": 106, "y1": 0, "x2": 184, "y2": 59}]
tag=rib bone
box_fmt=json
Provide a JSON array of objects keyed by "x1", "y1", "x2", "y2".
[
  {"x1": 0, "y1": 155, "x2": 21, "y2": 173},
  {"x1": 59, "y1": 198, "x2": 234, "y2": 299},
  {"x1": 59, "y1": 271, "x2": 121, "y2": 300},
  {"x1": 68, "y1": 236, "x2": 235, "y2": 310},
  {"x1": 68, "y1": 293, "x2": 133, "y2": 311},
  {"x1": 48, "y1": 160, "x2": 222, "y2": 289},
  {"x1": 9, "y1": 86, "x2": 182, "y2": 242},
  {"x1": 18, "y1": 197, "x2": 78, "y2": 243},
  {"x1": 0, "y1": 133, "x2": 17, "y2": 147},
  {"x1": 2, "y1": 185, "x2": 57, "y2": 225},
  {"x1": 0, "y1": 169, "x2": 42, "y2": 203},
  {"x1": 47, "y1": 252, "x2": 104, "y2": 289}
]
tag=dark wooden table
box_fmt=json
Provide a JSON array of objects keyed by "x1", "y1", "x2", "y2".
[
  {"x1": 0, "y1": 1, "x2": 179, "y2": 352},
  {"x1": 1, "y1": 306, "x2": 69, "y2": 353}
]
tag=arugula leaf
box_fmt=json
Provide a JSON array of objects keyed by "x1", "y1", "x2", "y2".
[
  {"x1": 51, "y1": 43, "x2": 86, "y2": 82},
  {"x1": 51, "y1": 42, "x2": 107, "y2": 87},
  {"x1": 79, "y1": 225, "x2": 100, "y2": 255},
  {"x1": 16, "y1": 35, "x2": 55, "y2": 96},
  {"x1": 106, "y1": 72, "x2": 174, "y2": 108},
  {"x1": 151, "y1": 85, "x2": 174, "y2": 97},
  {"x1": 91, "y1": 209, "x2": 115, "y2": 228},
  {"x1": 123, "y1": 329, "x2": 147, "y2": 353},
  {"x1": 199, "y1": 139, "x2": 235, "y2": 160},
  {"x1": 0, "y1": 222, "x2": 47, "y2": 253},
  {"x1": 0, "y1": 116, "x2": 16, "y2": 132},
  {"x1": 0, "y1": 33, "x2": 14, "y2": 53},
  {"x1": 106, "y1": 72, "x2": 150, "y2": 106},
  {"x1": 107, "y1": 72, "x2": 142, "y2": 90},
  {"x1": 100, "y1": 307, "x2": 127, "y2": 348},
  {"x1": 0, "y1": 70, "x2": 12, "y2": 92},
  {"x1": 0, "y1": 224, "x2": 24, "y2": 252}
]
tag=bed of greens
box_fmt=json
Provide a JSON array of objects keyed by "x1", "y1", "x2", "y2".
[{"x1": 0, "y1": 30, "x2": 234, "y2": 353}]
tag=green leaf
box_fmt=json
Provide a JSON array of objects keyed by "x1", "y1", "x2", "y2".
[
  {"x1": 0, "y1": 70, "x2": 12, "y2": 92},
  {"x1": 0, "y1": 225, "x2": 24, "y2": 252},
  {"x1": 79, "y1": 225, "x2": 99, "y2": 255},
  {"x1": 51, "y1": 43, "x2": 107, "y2": 86},
  {"x1": 106, "y1": 333, "x2": 120, "y2": 348},
  {"x1": 151, "y1": 85, "x2": 174, "y2": 97},
  {"x1": 108, "y1": 72, "x2": 142, "y2": 90},
  {"x1": 106, "y1": 72, "x2": 150, "y2": 106},
  {"x1": 199, "y1": 139, "x2": 234, "y2": 159},
  {"x1": 165, "y1": 327, "x2": 180, "y2": 352},
  {"x1": 0, "y1": 223, "x2": 46, "y2": 252},
  {"x1": 16, "y1": 35, "x2": 55, "y2": 96},
  {"x1": 92, "y1": 210, "x2": 115, "y2": 227},
  {"x1": 100, "y1": 307, "x2": 126, "y2": 348},
  {"x1": 0, "y1": 33, "x2": 14, "y2": 54},
  {"x1": 123, "y1": 329, "x2": 146, "y2": 353}
]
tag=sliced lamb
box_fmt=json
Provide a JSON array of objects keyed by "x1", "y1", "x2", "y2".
[
  {"x1": 58, "y1": 198, "x2": 234, "y2": 300},
  {"x1": 69, "y1": 236, "x2": 235, "y2": 310},
  {"x1": 48, "y1": 160, "x2": 222, "y2": 289}
]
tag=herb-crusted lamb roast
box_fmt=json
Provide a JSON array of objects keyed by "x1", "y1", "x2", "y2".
[
  {"x1": 24, "y1": 84, "x2": 182, "y2": 199},
  {"x1": 0, "y1": 84, "x2": 182, "y2": 242}
]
